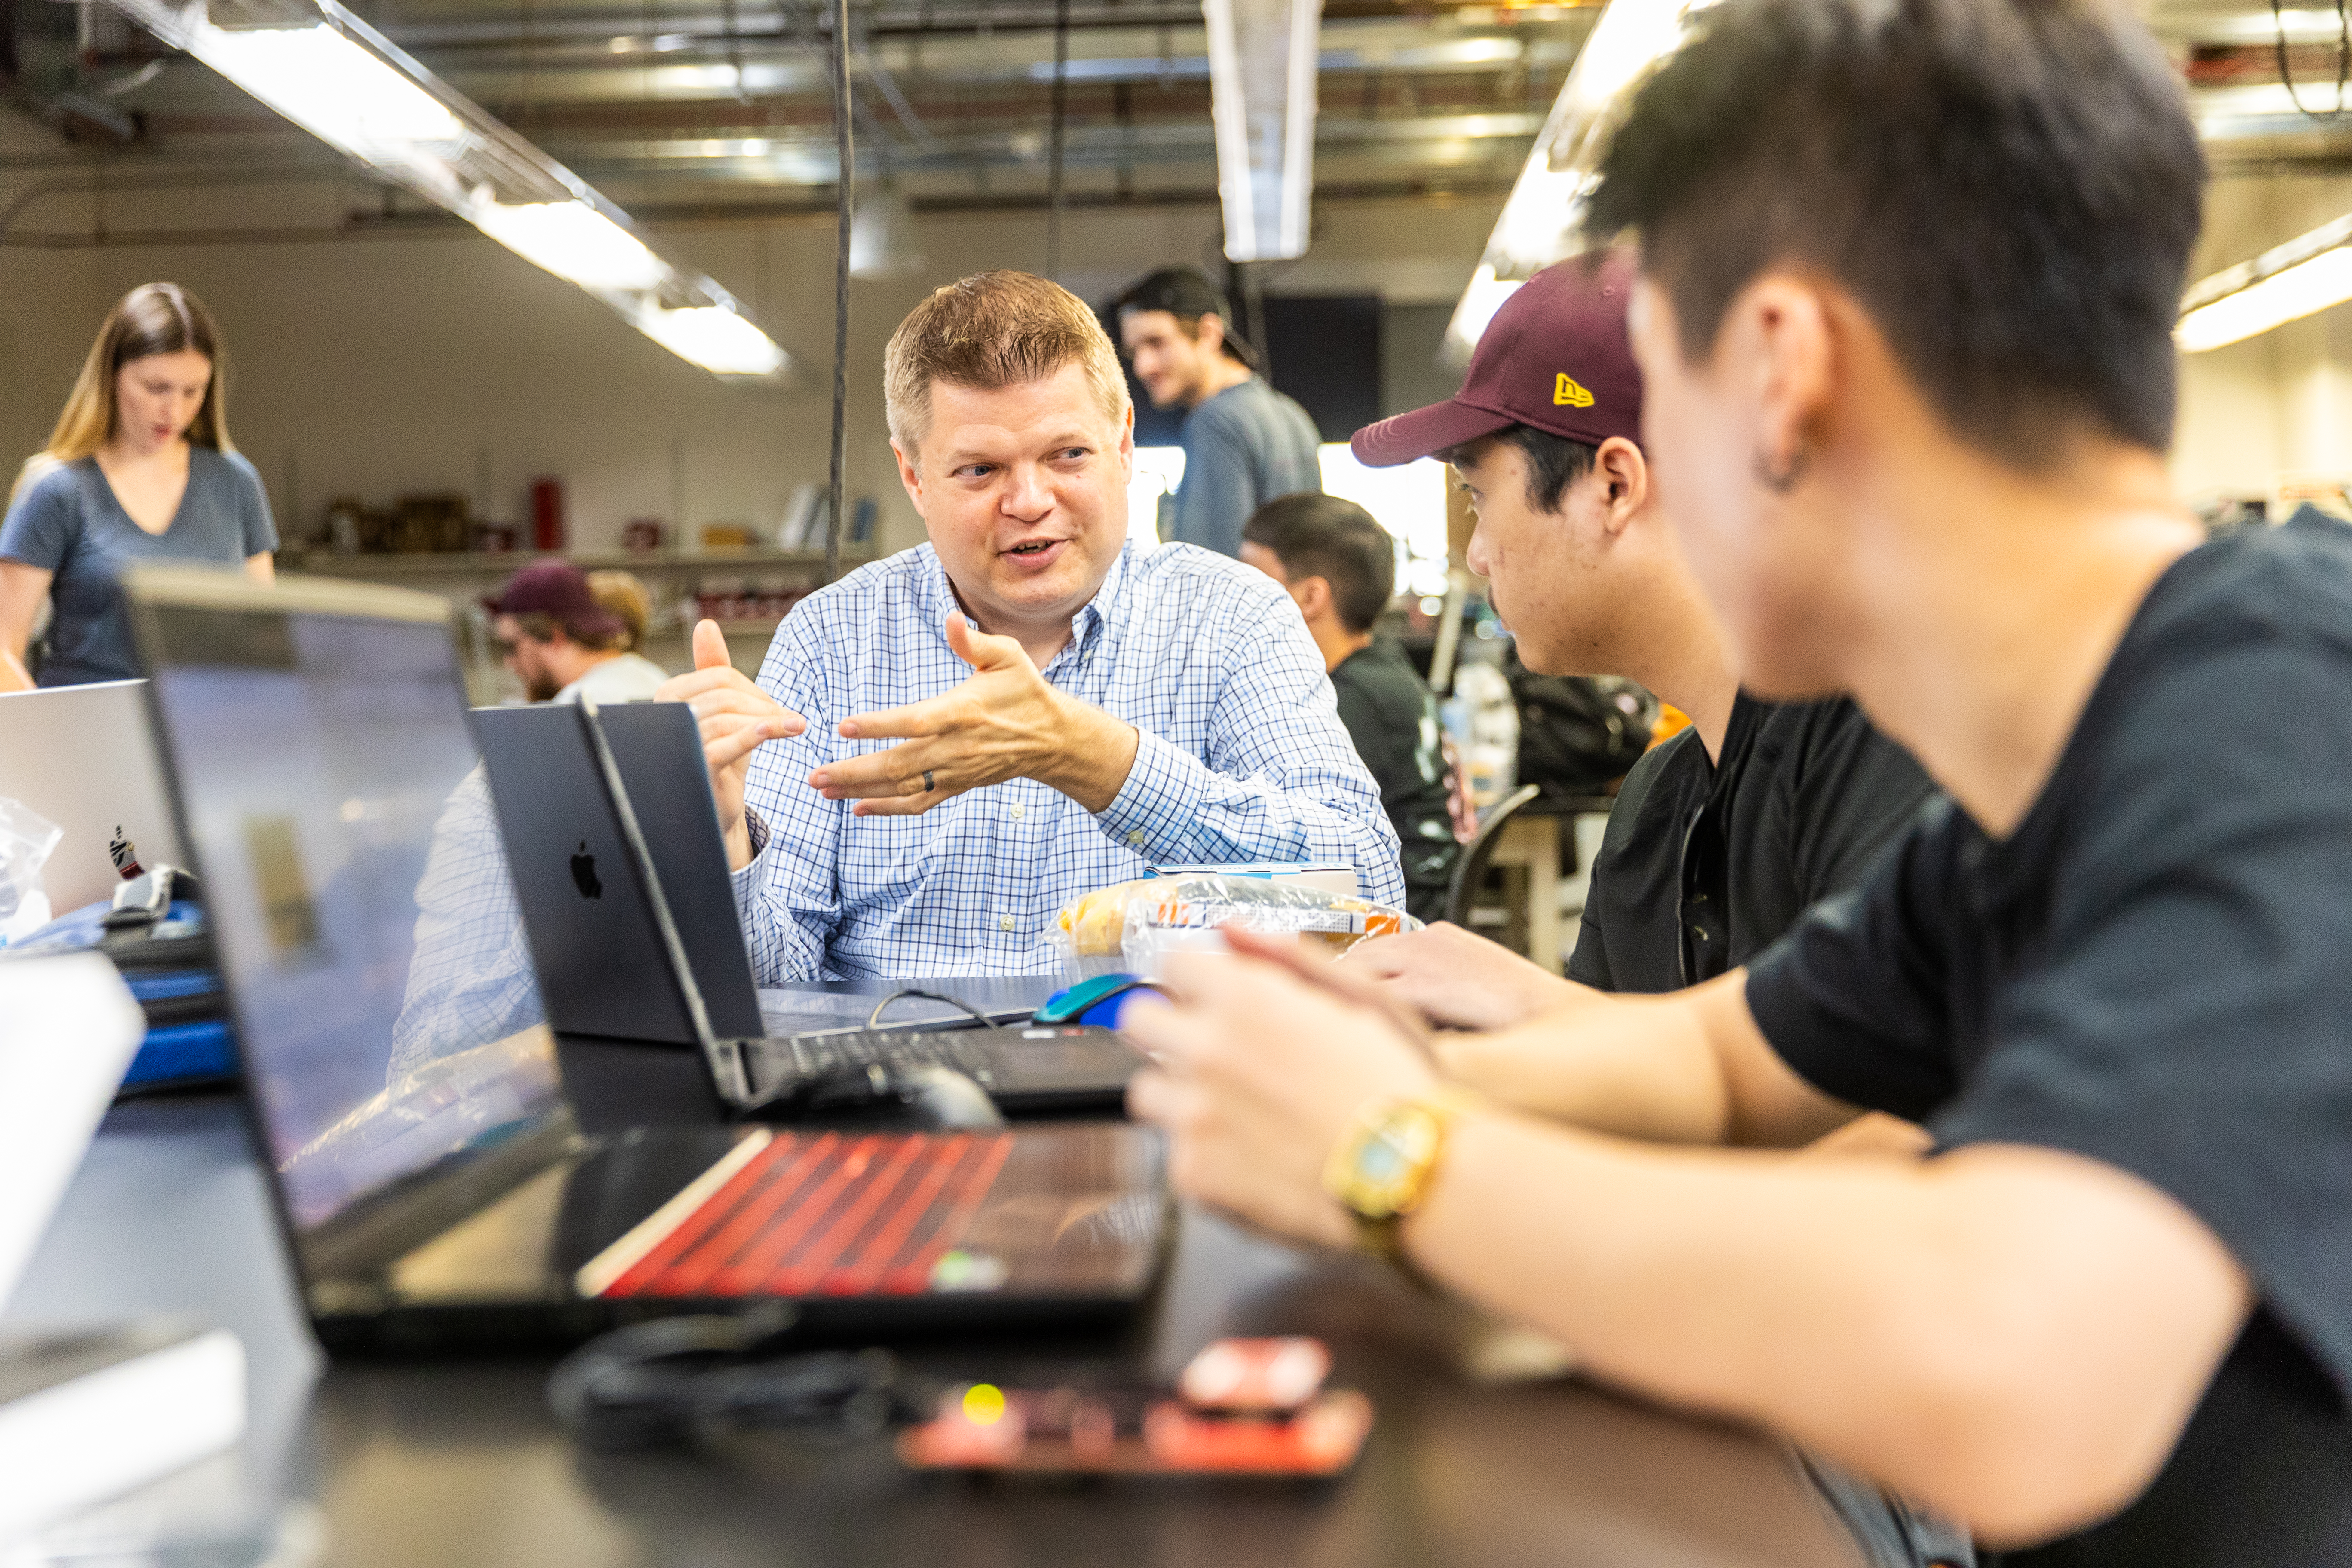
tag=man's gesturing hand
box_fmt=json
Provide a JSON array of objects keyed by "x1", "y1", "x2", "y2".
[
  {"x1": 653, "y1": 621, "x2": 807, "y2": 870},
  {"x1": 1124, "y1": 929, "x2": 1445, "y2": 1251},
  {"x1": 810, "y1": 614, "x2": 1140, "y2": 816}
]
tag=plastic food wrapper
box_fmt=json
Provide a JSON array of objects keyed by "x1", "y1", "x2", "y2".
[
  {"x1": 1056, "y1": 874, "x2": 1420, "y2": 978},
  {"x1": 0, "y1": 796, "x2": 62, "y2": 946}
]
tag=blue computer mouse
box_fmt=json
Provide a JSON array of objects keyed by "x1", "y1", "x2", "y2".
[{"x1": 1034, "y1": 973, "x2": 1167, "y2": 1029}]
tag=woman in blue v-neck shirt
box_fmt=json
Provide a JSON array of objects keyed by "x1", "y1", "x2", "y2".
[{"x1": 0, "y1": 282, "x2": 277, "y2": 689}]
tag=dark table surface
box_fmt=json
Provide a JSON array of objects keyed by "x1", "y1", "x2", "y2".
[{"x1": 9, "y1": 1057, "x2": 1865, "y2": 1568}]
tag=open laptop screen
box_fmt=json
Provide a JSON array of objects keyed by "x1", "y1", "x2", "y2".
[{"x1": 132, "y1": 580, "x2": 561, "y2": 1236}]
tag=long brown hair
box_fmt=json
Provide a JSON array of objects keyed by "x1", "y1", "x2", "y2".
[{"x1": 14, "y1": 283, "x2": 236, "y2": 500}]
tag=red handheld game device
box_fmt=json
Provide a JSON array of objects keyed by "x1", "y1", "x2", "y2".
[{"x1": 895, "y1": 1337, "x2": 1372, "y2": 1478}]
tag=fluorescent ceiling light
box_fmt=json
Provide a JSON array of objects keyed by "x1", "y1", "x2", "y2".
[
  {"x1": 99, "y1": 0, "x2": 787, "y2": 383},
  {"x1": 637, "y1": 306, "x2": 790, "y2": 378},
  {"x1": 1442, "y1": 265, "x2": 1524, "y2": 356},
  {"x1": 193, "y1": 23, "x2": 464, "y2": 156},
  {"x1": 2177, "y1": 213, "x2": 2352, "y2": 352},
  {"x1": 2193, "y1": 81, "x2": 2352, "y2": 132},
  {"x1": 1204, "y1": 0, "x2": 1323, "y2": 261},
  {"x1": 2187, "y1": 8, "x2": 2349, "y2": 45},
  {"x1": 473, "y1": 201, "x2": 669, "y2": 294},
  {"x1": 1443, "y1": 0, "x2": 1716, "y2": 362}
]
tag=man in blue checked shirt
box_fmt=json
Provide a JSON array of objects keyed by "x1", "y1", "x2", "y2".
[{"x1": 657, "y1": 270, "x2": 1403, "y2": 981}]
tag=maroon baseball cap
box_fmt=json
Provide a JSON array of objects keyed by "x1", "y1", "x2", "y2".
[
  {"x1": 1351, "y1": 253, "x2": 1642, "y2": 468},
  {"x1": 483, "y1": 560, "x2": 623, "y2": 640}
]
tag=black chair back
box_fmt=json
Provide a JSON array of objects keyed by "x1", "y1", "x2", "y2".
[{"x1": 1442, "y1": 783, "x2": 1543, "y2": 930}]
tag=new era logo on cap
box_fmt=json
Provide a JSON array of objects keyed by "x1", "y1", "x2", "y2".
[{"x1": 1554, "y1": 374, "x2": 1594, "y2": 409}]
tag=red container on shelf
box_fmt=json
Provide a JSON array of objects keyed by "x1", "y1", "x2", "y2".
[{"x1": 530, "y1": 479, "x2": 565, "y2": 552}]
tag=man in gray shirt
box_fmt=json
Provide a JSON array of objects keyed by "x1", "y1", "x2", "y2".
[{"x1": 1115, "y1": 267, "x2": 1322, "y2": 558}]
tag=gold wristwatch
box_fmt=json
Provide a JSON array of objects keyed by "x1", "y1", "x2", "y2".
[{"x1": 1321, "y1": 1088, "x2": 1480, "y2": 1268}]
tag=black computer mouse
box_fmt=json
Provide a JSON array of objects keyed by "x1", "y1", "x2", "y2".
[{"x1": 744, "y1": 1061, "x2": 1008, "y2": 1130}]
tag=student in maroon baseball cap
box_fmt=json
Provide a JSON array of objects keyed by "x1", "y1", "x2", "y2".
[
  {"x1": 483, "y1": 560, "x2": 669, "y2": 704},
  {"x1": 1346, "y1": 251, "x2": 1933, "y2": 1022}
]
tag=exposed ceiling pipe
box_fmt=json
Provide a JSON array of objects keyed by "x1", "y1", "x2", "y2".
[
  {"x1": 825, "y1": 0, "x2": 850, "y2": 583},
  {"x1": 378, "y1": 0, "x2": 1513, "y2": 49}
]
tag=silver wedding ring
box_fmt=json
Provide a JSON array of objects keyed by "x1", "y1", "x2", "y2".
[{"x1": 922, "y1": 769, "x2": 936, "y2": 793}]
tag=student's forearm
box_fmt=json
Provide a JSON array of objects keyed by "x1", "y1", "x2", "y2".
[
  {"x1": 1436, "y1": 995, "x2": 1727, "y2": 1141},
  {"x1": 1434, "y1": 972, "x2": 1825, "y2": 1146},
  {"x1": 1401, "y1": 1120, "x2": 2248, "y2": 1543}
]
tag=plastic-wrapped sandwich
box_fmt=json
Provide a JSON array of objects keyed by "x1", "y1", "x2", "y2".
[{"x1": 1057, "y1": 874, "x2": 1420, "y2": 977}]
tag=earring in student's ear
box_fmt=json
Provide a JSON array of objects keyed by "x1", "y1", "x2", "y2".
[{"x1": 1752, "y1": 443, "x2": 1810, "y2": 495}]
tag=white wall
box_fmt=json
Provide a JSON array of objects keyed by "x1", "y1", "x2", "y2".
[{"x1": 0, "y1": 186, "x2": 1501, "y2": 557}]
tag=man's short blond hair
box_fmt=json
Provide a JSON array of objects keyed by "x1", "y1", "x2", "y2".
[{"x1": 883, "y1": 270, "x2": 1130, "y2": 453}]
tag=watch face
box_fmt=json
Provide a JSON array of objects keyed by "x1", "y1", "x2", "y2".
[
  {"x1": 1359, "y1": 1136, "x2": 1412, "y2": 1186},
  {"x1": 1351, "y1": 1110, "x2": 1443, "y2": 1217}
]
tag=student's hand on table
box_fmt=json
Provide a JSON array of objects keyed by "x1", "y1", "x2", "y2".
[
  {"x1": 1124, "y1": 928, "x2": 1445, "y2": 1252},
  {"x1": 654, "y1": 621, "x2": 808, "y2": 870},
  {"x1": 1347, "y1": 922, "x2": 1586, "y2": 1031},
  {"x1": 812, "y1": 614, "x2": 1140, "y2": 816}
]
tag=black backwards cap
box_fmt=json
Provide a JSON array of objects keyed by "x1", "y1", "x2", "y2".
[{"x1": 1112, "y1": 267, "x2": 1259, "y2": 369}]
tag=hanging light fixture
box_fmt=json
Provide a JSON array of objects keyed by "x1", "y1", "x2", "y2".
[
  {"x1": 100, "y1": 0, "x2": 788, "y2": 383},
  {"x1": 1204, "y1": 0, "x2": 1323, "y2": 261},
  {"x1": 1443, "y1": 0, "x2": 1717, "y2": 363},
  {"x1": 2177, "y1": 212, "x2": 2352, "y2": 352},
  {"x1": 848, "y1": 185, "x2": 926, "y2": 281}
]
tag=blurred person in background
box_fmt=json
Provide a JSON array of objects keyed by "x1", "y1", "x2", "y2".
[
  {"x1": 486, "y1": 561, "x2": 668, "y2": 704},
  {"x1": 1242, "y1": 492, "x2": 1460, "y2": 922},
  {"x1": 0, "y1": 283, "x2": 276, "y2": 691},
  {"x1": 1115, "y1": 267, "x2": 1321, "y2": 558},
  {"x1": 586, "y1": 569, "x2": 660, "y2": 658}
]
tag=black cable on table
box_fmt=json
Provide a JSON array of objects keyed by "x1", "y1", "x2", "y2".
[
  {"x1": 867, "y1": 988, "x2": 998, "y2": 1030},
  {"x1": 548, "y1": 1307, "x2": 930, "y2": 1452}
]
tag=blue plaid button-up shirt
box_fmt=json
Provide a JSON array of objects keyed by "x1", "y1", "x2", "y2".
[{"x1": 731, "y1": 539, "x2": 1404, "y2": 981}]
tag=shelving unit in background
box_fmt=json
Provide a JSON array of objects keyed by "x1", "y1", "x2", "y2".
[{"x1": 276, "y1": 547, "x2": 876, "y2": 700}]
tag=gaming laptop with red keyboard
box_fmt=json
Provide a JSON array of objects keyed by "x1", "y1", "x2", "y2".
[{"x1": 121, "y1": 567, "x2": 1170, "y2": 1350}]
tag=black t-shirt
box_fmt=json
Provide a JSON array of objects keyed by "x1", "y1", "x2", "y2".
[
  {"x1": 1331, "y1": 639, "x2": 1459, "y2": 925},
  {"x1": 1747, "y1": 526, "x2": 2352, "y2": 1564},
  {"x1": 1569, "y1": 694, "x2": 1936, "y2": 993}
]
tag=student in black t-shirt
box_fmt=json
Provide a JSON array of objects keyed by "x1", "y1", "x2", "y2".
[
  {"x1": 1240, "y1": 493, "x2": 1461, "y2": 923},
  {"x1": 1343, "y1": 255, "x2": 1935, "y2": 1033},
  {"x1": 1345, "y1": 236, "x2": 1957, "y2": 1568},
  {"x1": 1124, "y1": 3, "x2": 2352, "y2": 1562}
]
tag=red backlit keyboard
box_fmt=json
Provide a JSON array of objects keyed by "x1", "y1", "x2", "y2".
[{"x1": 577, "y1": 1130, "x2": 1015, "y2": 1300}]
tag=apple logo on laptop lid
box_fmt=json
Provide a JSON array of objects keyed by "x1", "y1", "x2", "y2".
[{"x1": 570, "y1": 842, "x2": 603, "y2": 900}]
